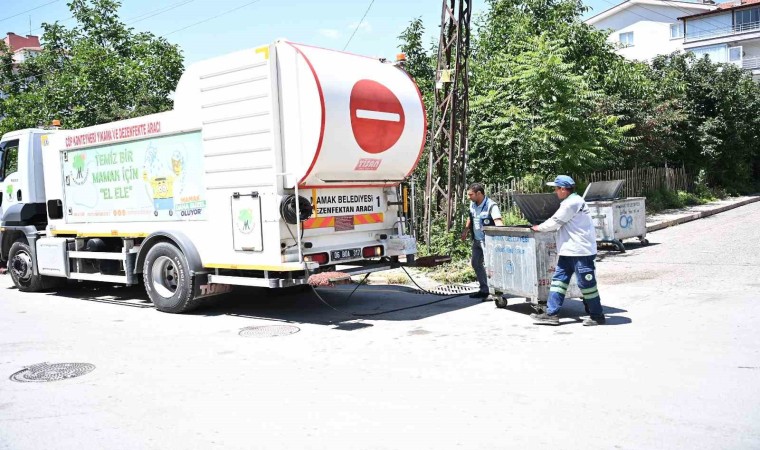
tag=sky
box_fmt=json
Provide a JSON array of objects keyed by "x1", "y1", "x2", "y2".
[{"x1": 0, "y1": 0, "x2": 654, "y2": 66}]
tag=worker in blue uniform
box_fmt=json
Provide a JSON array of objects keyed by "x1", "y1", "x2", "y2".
[{"x1": 461, "y1": 183, "x2": 503, "y2": 299}]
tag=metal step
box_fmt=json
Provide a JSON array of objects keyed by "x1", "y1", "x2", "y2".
[
  {"x1": 68, "y1": 251, "x2": 125, "y2": 260},
  {"x1": 68, "y1": 272, "x2": 130, "y2": 284}
]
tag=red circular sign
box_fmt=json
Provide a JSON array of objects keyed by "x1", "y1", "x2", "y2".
[{"x1": 349, "y1": 79, "x2": 405, "y2": 154}]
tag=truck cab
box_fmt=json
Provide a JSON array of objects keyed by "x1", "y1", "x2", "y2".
[{"x1": 0, "y1": 129, "x2": 49, "y2": 263}]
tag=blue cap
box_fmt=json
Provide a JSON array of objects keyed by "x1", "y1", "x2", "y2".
[{"x1": 546, "y1": 175, "x2": 575, "y2": 188}]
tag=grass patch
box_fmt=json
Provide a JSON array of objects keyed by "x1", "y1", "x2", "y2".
[
  {"x1": 645, "y1": 188, "x2": 721, "y2": 213},
  {"x1": 383, "y1": 272, "x2": 411, "y2": 285},
  {"x1": 420, "y1": 258, "x2": 475, "y2": 284}
]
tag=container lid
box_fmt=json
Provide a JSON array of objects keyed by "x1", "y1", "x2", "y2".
[
  {"x1": 583, "y1": 179, "x2": 625, "y2": 201},
  {"x1": 513, "y1": 193, "x2": 561, "y2": 225}
]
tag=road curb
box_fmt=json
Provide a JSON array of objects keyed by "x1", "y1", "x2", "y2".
[{"x1": 647, "y1": 196, "x2": 760, "y2": 233}]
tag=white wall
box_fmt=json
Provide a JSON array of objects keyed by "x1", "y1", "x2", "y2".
[{"x1": 592, "y1": 4, "x2": 710, "y2": 61}]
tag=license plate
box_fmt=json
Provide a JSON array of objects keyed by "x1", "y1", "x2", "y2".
[{"x1": 331, "y1": 248, "x2": 361, "y2": 261}]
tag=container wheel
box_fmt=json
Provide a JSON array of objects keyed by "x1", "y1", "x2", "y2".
[
  {"x1": 495, "y1": 296, "x2": 508, "y2": 309},
  {"x1": 7, "y1": 241, "x2": 59, "y2": 292},
  {"x1": 143, "y1": 242, "x2": 201, "y2": 313},
  {"x1": 640, "y1": 238, "x2": 650, "y2": 246}
]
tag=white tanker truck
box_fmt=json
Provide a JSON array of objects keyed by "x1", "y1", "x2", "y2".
[{"x1": 0, "y1": 40, "x2": 426, "y2": 313}]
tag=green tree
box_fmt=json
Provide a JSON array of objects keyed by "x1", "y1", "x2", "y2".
[
  {"x1": 468, "y1": 0, "x2": 633, "y2": 181},
  {"x1": 649, "y1": 52, "x2": 760, "y2": 193},
  {"x1": 397, "y1": 17, "x2": 435, "y2": 107},
  {"x1": 0, "y1": 0, "x2": 183, "y2": 135}
]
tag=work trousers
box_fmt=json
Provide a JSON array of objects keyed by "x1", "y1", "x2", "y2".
[
  {"x1": 547, "y1": 255, "x2": 604, "y2": 319},
  {"x1": 471, "y1": 239, "x2": 488, "y2": 294}
]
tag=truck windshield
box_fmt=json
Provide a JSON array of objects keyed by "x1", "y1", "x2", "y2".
[{"x1": 0, "y1": 139, "x2": 20, "y2": 181}]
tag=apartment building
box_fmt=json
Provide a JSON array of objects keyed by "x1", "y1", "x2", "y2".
[
  {"x1": 2, "y1": 32, "x2": 42, "y2": 65},
  {"x1": 586, "y1": 0, "x2": 716, "y2": 61},
  {"x1": 680, "y1": 0, "x2": 760, "y2": 78}
]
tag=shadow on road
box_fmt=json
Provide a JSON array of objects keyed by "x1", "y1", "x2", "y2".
[
  {"x1": 199, "y1": 284, "x2": 482, "y2": 327},
  {"x1": 497, "y1": 297, "x2": 632, "y2": 326},
  {"x1": 26, "y1": 281, "x2": 481, "y2": 328},
  {"x1": 37, "y1": 282, "x2": 154, "y2": 308},
  {"x1": 596, "y1": 241, "x2": 660, "y2": 261}
]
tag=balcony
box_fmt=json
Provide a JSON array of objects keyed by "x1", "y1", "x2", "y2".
[
  {"x1": 685, "y1": 20, "x2": 760, "y2": 42},
  {"x1": 742, "y1": 56, "x2": 760, "y2": 70}
]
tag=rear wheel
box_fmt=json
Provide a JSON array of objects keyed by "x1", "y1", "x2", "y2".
[
  {"x1": 8, "y1": 241, "x2": 60, "y2": 292},
  {"x1": 143, "y1": 242, "x2": 200, "y2": 313}
]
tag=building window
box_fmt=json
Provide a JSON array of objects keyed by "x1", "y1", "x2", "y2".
[
  {"x1": 690, "y1": 44, "x2": 728, "y2": 63},
  {"x1": 670, "y1": 23, "x2": 684, "y2": 39},
  {"x1": 729, "y1": 46, "x2": 743, "y2": 64},
  {"x1": 619, "y1": 31, "x2": 634, "y2": 47},
  {"x1": 735, "y1": 7, "x2": 760, "y2": 32}
]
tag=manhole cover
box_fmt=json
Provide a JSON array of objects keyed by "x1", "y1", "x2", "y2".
[
  {"x1": 239, "y1": 325, "x2": 300, "y2": 338},
  {"x1": 426, "y1": 284, "x2": 478, "y2": 296},
  {"x1": 10, "y1": 363, "x2": 95, "y2": 383}
]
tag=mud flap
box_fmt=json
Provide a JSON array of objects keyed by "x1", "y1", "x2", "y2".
[{"x1": 193, "y1": 273, "x2": 233, "y2": 299}]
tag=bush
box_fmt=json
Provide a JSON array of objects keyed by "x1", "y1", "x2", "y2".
[
  {"x1": 645, "y1": 187, "x2": 722, "y2": 213},
  {"x1": 677, "y1": 191, "x2": 704, "y2": 207},
  {"x1": 645, "y1": 187, "x2": 682, "y2": 212},
  {"x1": 418, "y1": 218, "x2": 471, "y2": 260}
]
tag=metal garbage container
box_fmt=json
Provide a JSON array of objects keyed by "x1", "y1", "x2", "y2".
[
  {"x1": 583, "y1": 180, "x2": 648, "y2": 252},
  {"x1": 483, "y1": 193, "x2": 581, "y2": 312}
]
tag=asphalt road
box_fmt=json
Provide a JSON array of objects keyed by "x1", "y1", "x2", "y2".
[{"x1": 1, "y1": 202, "x2": 759, "y2": 450}]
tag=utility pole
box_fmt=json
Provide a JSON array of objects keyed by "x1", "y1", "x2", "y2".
[{"x1": 424, "y1": 0, "x2": 472, "y2": 245}]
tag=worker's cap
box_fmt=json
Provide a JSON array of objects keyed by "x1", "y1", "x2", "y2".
[{"x1": 546, "y1": 175, "x2": 575, "y2": 188}]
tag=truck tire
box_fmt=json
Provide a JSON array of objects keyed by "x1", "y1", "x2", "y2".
[
  {"x1": 143, "y1": 242, "x2": 201, "y2": 313},
  {"x1": 7, "y1": 241, "x2": 57, "y2": 292}
]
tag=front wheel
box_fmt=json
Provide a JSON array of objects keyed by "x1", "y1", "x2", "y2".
[
  {"x1": 8, "y1": 241, "x2": 56, "y2": 292},
  {"x1": 143, "y1": 242, "x2": 200, "y2": 313}
]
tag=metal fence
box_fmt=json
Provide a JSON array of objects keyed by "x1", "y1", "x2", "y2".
[
  {"x1": 412, "y1": 166, "x2": 695, "y2": 237},
  {"x1": 485, "y1": 166, "x2": 694, "y2": 213}
]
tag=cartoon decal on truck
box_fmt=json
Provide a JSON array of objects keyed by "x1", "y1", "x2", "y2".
[
  {"x1": 150, "y1": 176, "x2": 175, "y2": 215},
  {"x1": 63, "y1": 130, "x2": 207, "y2": 223}
]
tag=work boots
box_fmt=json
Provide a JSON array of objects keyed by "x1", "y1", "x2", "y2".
[{"x1": 531, "y1": 312, "x2": 559, "y2": 326}]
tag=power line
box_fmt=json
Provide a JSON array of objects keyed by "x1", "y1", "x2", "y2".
[
  {"x1": 125, "y1": 0, "x2": 196, "y2": 26},
  {"x1": 0, "y1": 0, "x2": 60, "y2": 24},
  {"x1": 163, "y1": 0, "x2": 262, "y2": 36},
  {"x1": 343, "y1": 0, "x2": 375, "y2": 51},
  {"x1": 657, "y1": 0, "x2": 732, "y2": 29},
  {"x1": 595, "y1": 0, "x2": 729, "y2": 37}
]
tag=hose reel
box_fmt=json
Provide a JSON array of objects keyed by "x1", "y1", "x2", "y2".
[{"x1": 279, "y1": 194, "x2": 313, "y2": 224}]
